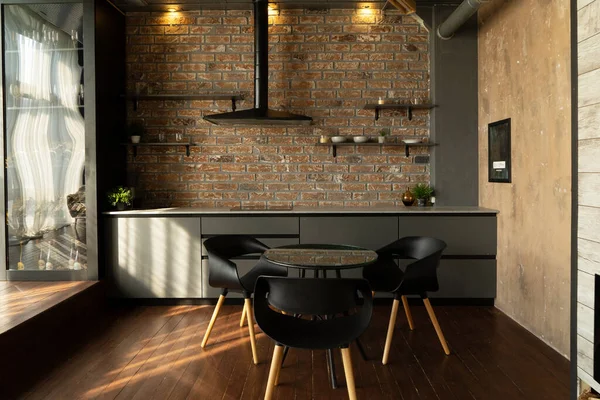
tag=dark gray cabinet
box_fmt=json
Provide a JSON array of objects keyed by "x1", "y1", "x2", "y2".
[{"x1": 106, "y1": 211, "x2": 497, "y2": 301}]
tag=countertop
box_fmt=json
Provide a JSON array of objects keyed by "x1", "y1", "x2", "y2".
[{"x1": 103, "y1": 206, "x2": 499, "y2": 217}]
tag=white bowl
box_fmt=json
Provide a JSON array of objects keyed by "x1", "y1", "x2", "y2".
[
  {"x1": 353, "y1": 136, "x2": 369, "y2": 143},
  {"x1": 331, "y1": 136, "x2": 346, "y2": 143},
  {"x1": 402, "y1": 139, "x2": 422, "y2": 144}
]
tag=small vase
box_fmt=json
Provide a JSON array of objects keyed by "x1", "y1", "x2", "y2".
[
  {"x1": 131, "y1": 135, "x2": 141, "y2": 144},
  {"x1": 417, "y1": 198, "x2": 427, "y2": 207},
  {"x1": 116, "y1": 203, "x2": 126, "y2": 211},
  {"x1": 401, "y1": 187, "x2": 415, "y2": 206},
  {"x1": 378, "y1": 136, "x2": 385, "y2": 144}
]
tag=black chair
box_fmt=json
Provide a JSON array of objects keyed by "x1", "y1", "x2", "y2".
[
  {"x1": 201, "y1": 235, "x2": 287, "y2": 364},
  {"x1": 363, "y1": 236, "x2": 449, "y2": 364},
  {"x1": 254, "y1": 277, "x2": 373, "y2": 400}
]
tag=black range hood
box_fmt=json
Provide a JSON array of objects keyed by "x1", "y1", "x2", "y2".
[{"x1": 203, "y1": 0, "x2": 312, "y2": 126}]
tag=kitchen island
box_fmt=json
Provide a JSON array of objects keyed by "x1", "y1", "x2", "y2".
[{"x1": 104, "y1": 206, "x2": 498, "y2": 302}]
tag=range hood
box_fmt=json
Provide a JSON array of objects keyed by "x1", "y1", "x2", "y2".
[{"x1": 203, "y1": 0, "x2": 312, "y2": 126}]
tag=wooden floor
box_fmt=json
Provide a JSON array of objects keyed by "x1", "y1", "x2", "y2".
[
  {"x1": 16, "y1": 304, "x2": 569, "y2": 400},
  {"x1": 0, "y1": 281, "x2": 96, "y2": 335}
]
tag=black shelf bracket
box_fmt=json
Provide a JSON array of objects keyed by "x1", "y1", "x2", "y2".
[
  {"x1": 408, "y1": 106, "x2": 413, "y2": 121},
  {"x1": 405, "y1": 145, "x2": 410, "y2": 157},
  {"x1": 375, "y1": 108, "x2": 380, "y2": 121},
  {"x1": 231, "y1": 97, "x2": 237, "y2": 111}
]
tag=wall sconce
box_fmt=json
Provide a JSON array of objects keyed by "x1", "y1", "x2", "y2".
[
  {"x1": 358, "y1": 3, "x2": 375, "y2": 15},
  {"x1": 268, "y1": 4, "x2": 279, "y2": 16}
]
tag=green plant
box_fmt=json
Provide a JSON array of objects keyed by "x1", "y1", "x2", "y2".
[
  {"x1": 107, "y1": 186, "x2": 134, "y2": 207},
  {"x1": 412, "y1": 183, "x2": 433, "y2": 200},
  {"x1": 379, "y1": 128, "x2": 389, "y2": 137},
  {"x1": 126, "y1": 121, "x2": 145, "y2": 137}
]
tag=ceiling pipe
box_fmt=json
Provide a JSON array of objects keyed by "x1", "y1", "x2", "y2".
[{"x1": 436, "y1": 0, "x2": 486, "y2": 40}]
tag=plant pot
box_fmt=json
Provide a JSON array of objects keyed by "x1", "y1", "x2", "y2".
[
  {"x1": 378, "y1": 136, "x2": 385, "y2": 144},
  {"x1": 131, "y1": 135, "x2": 141, "y2": 144},
  {"x1": 116, "y1": 203, "x2": 126, "y2": 211},
  {"x1": 416, "y1": 198, "x2": 427, "y2": 207}
]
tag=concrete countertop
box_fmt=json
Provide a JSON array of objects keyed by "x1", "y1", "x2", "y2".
[{"x1": 104, "y1": 206, "x2": 499, "y2": 217}]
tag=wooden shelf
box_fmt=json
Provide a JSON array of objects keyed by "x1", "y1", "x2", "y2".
[
  {"x1": 121, "y1": 142, "x2": 199, "y2": 157},
  {"x1": 317, "y1": 141, "x2": 437, "y2": 157},
  {"x1": 363, "y1": 102, "x2": 435, "y2": 121},
  {"x1": 122, "y1": 93, "x2": 243, "y2": 111}
]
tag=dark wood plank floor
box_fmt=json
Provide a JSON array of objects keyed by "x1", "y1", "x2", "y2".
[{"x1": 16, "y1": 304, "x2": 569, "y2": 400}]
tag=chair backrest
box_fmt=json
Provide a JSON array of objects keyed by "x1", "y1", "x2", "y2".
[
  {"x1": 254, "y1": 277, "x2": 373, "y2": 349},
  {"x1": 378, "y1": 236, "x2": 447, "y2": 294},
  {"x1": 204, "y1": 235, "x2": 269, "y2": 289}
]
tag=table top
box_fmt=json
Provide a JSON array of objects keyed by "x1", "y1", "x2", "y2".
[{"x1": 262, "y1": 244, "x2": 378, "y2": 270}]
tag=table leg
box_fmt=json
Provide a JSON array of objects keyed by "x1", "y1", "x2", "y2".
[
  {"x1": 327, "y1": 348, "x2": 338, "y2": 389},
  {"x1": 355, "y1": 338, "x2": 368, "y2": 361}
]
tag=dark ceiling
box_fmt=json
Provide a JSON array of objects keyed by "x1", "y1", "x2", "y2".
[{"x1": 114, "y1": 0, "x2": 459, "y2": 13}]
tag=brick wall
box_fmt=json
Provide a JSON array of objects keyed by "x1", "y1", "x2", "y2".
[{"x1": 125, "y1": 8, "x2": 431, "y2": 208}]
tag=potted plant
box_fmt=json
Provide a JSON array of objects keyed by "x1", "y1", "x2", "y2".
[
  {"x1": 127, "y1": 121, "x2": 145, "y2": 144},
  {"x1": 378, "y1": 128, "x2": 389, "y2": 144},
  {"x1": 412, "y1": 183, "x2": 433, "y2": 207},
  {"x1": 108, "y1": 186, "x2": 134, "y2": 211}
]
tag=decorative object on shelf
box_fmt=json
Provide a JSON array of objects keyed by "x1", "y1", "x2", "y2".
[
  {"x1": 38, "y1": 249, "x2": 45, "y2": 270},
  {"x1": 430, "y1": 196, "x2": 436, "y2": 205},
  {"x1": 401, "y1": 187, "x2": 415, "y2": 206},
  {"x1": 127, "y1": 121, "x2": 145, "y2": 144},
  {"x1": 73, "y1": 249, "x2": 81, "y2": 270},
  {"x1": 331, "y1": 136, "x2": 346, "y2": 143},
  {"x1": 68, "y1": 246, "x2": 75, "y2": 269},
  {"x1": 488, "y1": 118, "x2": 511, "y2": 183},
  {"x1": 176, "y1": 133, "x2": 183, "y2": 142},
  {"x1": 378, "y1": 96, "x2": 385, "y2": 105},
  {"x1": 413, "y1": 183, "x2": 434, "y2": 207},
  {"x1": 108, "y1": 186, "x2": 134, "y2": 210},
  {"x1": 17, "y1": 243, "x2": 24, "y2": 270},
  {"x1": 319, "y1": 135, "x2": 330, "y2": 144},
  {"x1": 45, "y1": 249, "x2": 53, "y2": 270},
  {"x1": 402, "y1": 138, "x2": 422, "y2": 144},
  {"x1": 378, "y1": 128, "x2": 389, "y2": 144},
  {"x1": 353, "y1": 136, "x2": 368, "y2": 143}
]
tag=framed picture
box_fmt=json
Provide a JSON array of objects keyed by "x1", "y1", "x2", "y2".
[{"x1": 488, "y1": 118, "x2": 511, "y2": 183}]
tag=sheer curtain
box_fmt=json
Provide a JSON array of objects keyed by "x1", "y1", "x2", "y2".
[{"x1": 4, "y1": 5, "x2": 84, "y2": 239}]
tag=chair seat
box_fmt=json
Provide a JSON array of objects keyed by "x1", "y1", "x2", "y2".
[
  {"x1": 239, "y1": 258, "x2": 288, "y2": 293},
  {"x1": 362, "y1": 257, "x2": 403, "y2": 293}
]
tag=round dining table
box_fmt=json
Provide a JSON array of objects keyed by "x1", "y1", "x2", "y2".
[
  {"x1": 262, "y1": 243, "x2": 378, "y2": 278},
  {"x1": 261, "y1": 243, "x2": 378, "y2": 389}
]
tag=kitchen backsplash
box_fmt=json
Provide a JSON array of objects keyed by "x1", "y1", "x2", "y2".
[{"x1": 125, "y1": 7, "x2": 431, "y2": 208}]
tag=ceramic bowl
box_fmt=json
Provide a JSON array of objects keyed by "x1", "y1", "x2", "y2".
[
  {"x1": 353, "y1": 136, "x2": 369, "y2": 143},
  {"x1": 402, "y1": 139, "x2": 422, "y2": 144},
  {"x1": 331, "y1": 136, "x2": 347, "y2": 143}
]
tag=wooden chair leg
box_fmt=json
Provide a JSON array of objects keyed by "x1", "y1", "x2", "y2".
[
  {"x1": 245, "y1": 298, "x2": 259, "y2": 364},
  {"x1": 382, "y1": 298, "x2": 399, "y2": 365},
  {"x1": 423, "y1": 298, "x2": 450, "y2": 355},
  {"x1": 240, "y1": 301, "x2": 247, "y2": 327},
  {"x1": 401, "y1": 295, "x2": 415, "y2": 330},
  {"x1": 340, "y1": 347, "x2": 357, "y2": 400},
  {"x1": 201, "y1": 294, "x2": 226, "y2": 348},
  {"x1": 265, "y1": 345, "x2": 284, "y2": 400}
]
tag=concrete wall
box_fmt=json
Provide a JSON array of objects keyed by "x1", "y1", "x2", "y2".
[
  {"x1": 577, "y1": 0, "x2": 600, "y2": 391},
  {"x1": 478, "y1": 0, "x2": 571, "y2": 356}
]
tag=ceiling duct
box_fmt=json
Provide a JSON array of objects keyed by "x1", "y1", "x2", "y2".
[
  {"x1": 203, "y1": 0, "x2": 312, "y2": 126},
  {"x1": 437, "y1": 0, "x2": 486, "y2": 40}
]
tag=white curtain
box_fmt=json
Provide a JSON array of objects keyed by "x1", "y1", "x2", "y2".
[{"x1": 4, "y1": 5, "x2": 85, "y2": 238}]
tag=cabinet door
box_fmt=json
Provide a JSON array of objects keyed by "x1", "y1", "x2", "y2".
[
  {"x1": 108, "y1": 217, "x2": 202, "y2": 298},
  {"x1": 300, "y1": 217, "x2": 398, "y2": 279},
  {"x1": 398, "y1": 216, "x2": 497, "y2": 256}
]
